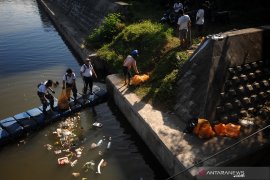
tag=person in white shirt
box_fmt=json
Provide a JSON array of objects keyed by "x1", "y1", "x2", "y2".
[
  {"x1": 196, "y1": 5, "x2": 205, "y2": 37},
  {"x1": 177, "y1": 9, "x2": 191, "y2": 48},
  {"x1": 173, "y1": 1, "x2": 183, "y2": 13},
  {"x1": 37, "y1": 80, "x2": 55, "y2": 115},
  {"x1": 122, "y1": 49, "x2": 139, "y2": 86},
  {"x1": 80, "y1": 58, "x2": 97, "y2": 95},
  {"x1": 62, "y1": 68, "x2": 77, "y2": 102}
]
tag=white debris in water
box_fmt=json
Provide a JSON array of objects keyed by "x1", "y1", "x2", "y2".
[
  {"x1": 106, "y1": 141, "x2": 111, "y2": 149},
  {"x1": 70, "y1": 159, "x2": 78, "y2": 167},
  {"x1": 98, "y1": 151, "x2": 103, "y2": 156},
  {"x1": 83, "y1": 161, "x2": 95, "y2": 172},
  {"x1": 96, "y1": 139, "x2": 103, "y2": 146},
  {"x1": 71, "y1": 172, "x2": 80, "y2": 177},
  {"x1": 90, "y1": 143, "x2": 97, "y2": 149},
  {"x1": 239, "y1": 119, "x2": 254, "y2": 126},
  {"x1": 96, "y1": 159, "x2": 105, "y2": 174},
  {"x1": 54, "y1": 150, "x2": 62, "y2": 154},
  {"x1": 44, "y1": 144, "x2": 53, "y2": 151}
]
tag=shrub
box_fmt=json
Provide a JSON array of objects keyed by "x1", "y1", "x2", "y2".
[
  {"x1": 85, "y1": 13, "x2": 125, "y2": 48},
  {"x1": 97, "y1": 20, "x2": 173, "y2": 72}
]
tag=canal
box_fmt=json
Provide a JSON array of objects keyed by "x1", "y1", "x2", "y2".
[{"x1": 0, "y1": 0, "x2": 168, "y2": 179}]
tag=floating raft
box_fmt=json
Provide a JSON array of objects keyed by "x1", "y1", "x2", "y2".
[{"x1": 0, "y1": 85, "x2": 107, "y2": 146}]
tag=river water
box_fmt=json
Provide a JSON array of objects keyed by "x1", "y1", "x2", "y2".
[{"x1": 0, "y1": 0, "x2": 168, "y2": 179}]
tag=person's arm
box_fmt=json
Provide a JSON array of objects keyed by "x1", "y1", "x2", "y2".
[
  {"x1": 48, "y1": 87, "x2": 55, "y2": 94},
  {"x1": 80, "y1": 65, "x2": 84, "y2": 77},
  {"x1": 62, "y1": 80, "x2": 66, "y2": 89},
  {"x1": 133, "y1": 60, "x2": 139, "y2": 74},
  {"x1": 188, "y1": 16, "x2": 192, "y2": 27},
  {"x1": 92, "y1": 68, "x2": 98, "y2": 78}
]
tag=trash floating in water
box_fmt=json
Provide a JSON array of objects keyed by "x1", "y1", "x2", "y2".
[
  {"x1": 54, "y1": 150, "x2": 62, "y2": 154},
  {"x1": 92, "y1": 122, "x2": 103, "y2": 128},
  {"x1": 72, "y1": 172, "x2": 80, "y2": 177},
  {"x1": 90, "y1": 143, "x2": 97, "y2": 149},
  {"x1": 70, "y1": 159, "x2": 78, "y2": 167},
  {"x1": 75, "y1": 148, "x2": 83, "y2": 158},
  {"x1": 98, "y1": 151, "x2": 103, "y2": 156},
  {"x1": 96, "y1": 159, "x2": 105, "y2": 174},
  {"x1": 83, "y1": 161, "x2": 95, "y2": 172},
  {"x1": 96, "y1": 139, "x2": 103, "y2": 147},
  {"x1": 45, "y1": 144, "x2": 53, "y2": 151},
  {"x1": 106, "y1": 141, "x2": 111, "y2": 149},
  {"x1": 58, "y1": 157, "x2": 69, "y2": 165}
]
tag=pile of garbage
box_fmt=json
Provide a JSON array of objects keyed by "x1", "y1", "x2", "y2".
[
  {"x1": 131, "y1": 74, "x2": 150, "y2": 86},
  {"x1": 186, "y1": 118, "x2": 241, "y2": 139},
  {"x1": 44, "y1": 115, "x2": 111, "y2": 178}
]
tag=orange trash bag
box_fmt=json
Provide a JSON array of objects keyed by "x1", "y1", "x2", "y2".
[
  {"x1": 214, "y1": 123, "x2": 226, "y2": 136},
  {"x1": 57, "y1": 90, "x2": 69, "y2": 110},
  {"x1": 131, "y1": 74, "x2": 149, "y2": 86},
  {"x1": 193, "y1": 118, "x2": 215, "y2": 139},
  {"x1": 214, "y1": 123, "x2": 241, "y2": 138},
  {"x1": 224, "y1": 123, "x2": 241, "y2": 138},
  {"x1": 65, "y1": 87, "x2": 72, "y2": 99}
]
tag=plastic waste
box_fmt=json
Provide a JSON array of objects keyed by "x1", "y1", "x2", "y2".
[
  {"x1": 96, "y1": 159, "x2": 104, "y2": 174},
  {"x1": 90, "y1": 143, "x2": 97, "y2": 149},
  {"x1": 54, "y1": 150, "x2": 62, "y2": 154},
  {"x1": 83, "y1": 161, "x2": 95, "y2": 172},
  {"x1": 45, "y1": 144, "x2": 53, "y2": 151},
  {"x1": 96, "y1": 139, "x2": 103, "y2": 147},
  {"x1": 193, "y1": 118, "x2": 215, "y2": 139},
  {"x1": 58, "y1": 90, "x2": 70, "y2": 110},
  {"x1": 131, "y1": 74, "x2": 150, "y2": 86},
  {"x1": 93, "y1": 122, "x2": 103, "y2": 128},
  {"x1": 106, "y1": 142, "x2": 111, "y2": 149},
  {"x1": 75, "y1": 148, "x2": 82, "y2": 158},
  {"x1": 72, "y1": 172, "x2": 80, "y2": 177},
  {"x1": 58, "y1": 157, "x2": 69, "y2": 165},
  {"x1": 70, "y1": 159, "x2": 78, "y2": 167},
  {"x1": 98, "y1": 151, "x2": 103, "y2": 156}
]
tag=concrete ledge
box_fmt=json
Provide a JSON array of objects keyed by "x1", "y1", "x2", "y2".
[
  {"x1": 106, "y1": 74, "x2": 270, "y2": 180},
  {"x1": 106, "y1": 74, "x2": 194, "y2": 180}
]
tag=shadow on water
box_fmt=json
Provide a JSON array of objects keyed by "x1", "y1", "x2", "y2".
[{"x1": 37, "y1": 1, "x2": 84, "y2": 65}]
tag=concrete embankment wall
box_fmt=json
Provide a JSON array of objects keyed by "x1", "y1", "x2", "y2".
[
  {"x1": 174, "y1": 26, "x2": 270, "y2": 124},
  {"x1": 106, "y1": 75, "x2": 194, "y2": 180},
  {"x1": 38, "y1": 0, "x2": 118, "y2": 65}
]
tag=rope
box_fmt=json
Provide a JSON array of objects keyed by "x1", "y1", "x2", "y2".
[{"x1": 165, "y1": 124, "x2": 270, "y2": 180}]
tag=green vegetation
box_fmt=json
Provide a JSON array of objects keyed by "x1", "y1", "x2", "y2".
[
  {"x1": 85, "y1": 0, "x2": 269, "y2": 111},
  {"x1": 85, "y1": 13, "x2": 125, "y2": 49},
  {"x1": 93, "y1": 18, "x2": 190, "y2": 110}
]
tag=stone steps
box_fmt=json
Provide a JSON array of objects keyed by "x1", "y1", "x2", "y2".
[{"x1": 215, "y1": 60, "x2": 270, "y2": 123}]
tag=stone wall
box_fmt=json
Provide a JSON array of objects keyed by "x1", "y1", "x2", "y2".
[
  {"x1": 174, "y1": 26, "x2": 270, "y2": 124},
  {"x1": 51, "y1": 0, "x2": 117, "y2": 33}
]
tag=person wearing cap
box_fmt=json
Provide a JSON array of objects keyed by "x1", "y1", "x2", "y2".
[
  {"x1": 62, "y1": 68, "x2": 77, "y2": 103},
  {"x1": 80, "y1": 57, "x2": 97, "y2": 95},
  {"x1": 37, "y1": 80, "x2": 56, "y2": 115},
  {"x1": 122, "y1": 49, "x2": 139, "y2": 86}
]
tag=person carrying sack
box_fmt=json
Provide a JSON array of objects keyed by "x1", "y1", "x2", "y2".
[
  {"x1": 58, "y1": 89, "x2": 70, "y2": 110},
  {"x1": 62, "y1": 68, "x2": 77, "y2": 103},
  {"x1": 37, "y1": 80, "x2": 55, "y2": 115},
  {"x1": 80, "y1": 57, "x2": 97, "y2": 95},
  {"x1": 122, "y1": 49, "x2": 139, "y2": 86}
]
